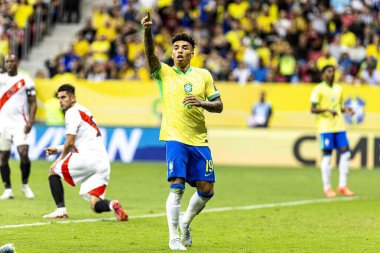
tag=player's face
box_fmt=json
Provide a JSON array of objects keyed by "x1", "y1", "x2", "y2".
[
  {"x1": 57, "y1": 91, "x2": 75, "y2": 112},
  {"x1": 172, "y1": 41, "x2": 193, "y2": 68},
  {"x1": 323, "y1": 67, "x2": 335, "y2": 83},
  {"x1": 4, "y1": 55, "x2": 18, "y2": 75}
]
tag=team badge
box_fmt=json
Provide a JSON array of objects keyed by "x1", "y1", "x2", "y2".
[{"x1": 184, "y1": 83, "x2": 192, "y2": 94}]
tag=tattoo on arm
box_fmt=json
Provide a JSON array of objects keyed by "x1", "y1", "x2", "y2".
[
  {"x1": 144, "y1": 28, "x2": 160, "y2": 73},
  {"x1": 203, "y1": 97, "x2": 223, "y2": 113}
]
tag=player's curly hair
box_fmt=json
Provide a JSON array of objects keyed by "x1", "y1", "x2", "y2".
[{"x1": 172, "y1": 33, "x2": 195, "y2": 49}]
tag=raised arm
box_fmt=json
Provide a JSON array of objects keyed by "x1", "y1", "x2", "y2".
[{"x1": 141, "y1": 12, "x2": 160, "y2": 73}]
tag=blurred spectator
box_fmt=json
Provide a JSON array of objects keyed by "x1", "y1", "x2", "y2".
[
  {"x1": 278, "y1": 46, "x2": 297, "y2": 82},
  {"x1": 52, "y1": 63, "x2": 77, "y2": 83},
  {"x1": 340, "y1": 24, "x2": 356, "y2": 48},
  {"x1": 35, "y1": 69, "x2": 46, "y2": 78},
  {"x1": 252, "y1": 58, "x2": 269, "y2": 83},
  {"x1": 360, "y1": 65, "x2": 380, "y2": 85},
  {"x1": 317, "y1": 51, "x2": 337, "y2": 71},
  {"x1": 13, "y1": 0, "x2": 34, "y2": 29},
  {"x1": 0, "y1": 33, "x2": 9, "y2": 63},
  {"x1": 60, "y1": 44, "x2": 80, "y2": 71},
  {"x1": 88, "y1": 62, "x2": 107, "y2": 82},
  {"x1": 90, "y1": 35, "x2": 111, "y2": 63},
  {"x1": 44, "y1": 92, "x2": 65, "y2": 126},
  {"x1": 73, "y1": 32, "x2": 90, "y2": 57},
  {"x1": 230, "y1": 61, "x2": 252, "y2": 85},
  {"x1": 45, "y1": 56, "x2": 60, "y2": 78},
  {"x1": 80, "y1": 18, "x2": 97, "y2": 43},
  {"x1": 349, "y1": 37, "x2": 366, "y2": 69},
  {"x1": 63, "y1": 0, "x2": 81, "y2": 23},
  {"x1": 248, "y1": 91, "x2": 272, "y2": 128}
]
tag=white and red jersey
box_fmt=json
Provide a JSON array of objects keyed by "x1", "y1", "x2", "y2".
[
  {"x1": 0, "y1": 72, "x2": 36, "y2": 128},
  {"x1": 65, "y1": 103, "x2": 107, "y2": 158}
]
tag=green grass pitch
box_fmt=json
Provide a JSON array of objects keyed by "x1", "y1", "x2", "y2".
[{"x1": 0, "y1": 160, "x2": 379, "y2": 253}]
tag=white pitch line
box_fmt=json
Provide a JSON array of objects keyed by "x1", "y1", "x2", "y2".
[{"x1": 0, "y1": 197, "x2": 357, "y2": 229}]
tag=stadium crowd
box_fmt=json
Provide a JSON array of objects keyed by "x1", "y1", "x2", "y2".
[
  {"x1": 16, "y1": 0, "x2": 380, "y2": 84},
  {"x1": 0, "y1": 0, "x2": 81, "y2": 67}
]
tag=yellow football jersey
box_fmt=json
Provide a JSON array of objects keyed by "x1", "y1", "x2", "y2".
[
  {"x1": 152, "y1": 63, "x2": 220, "y2": 146},
  {"x1": 310, "y1": 82, "x2": 346, "y2": 133}
]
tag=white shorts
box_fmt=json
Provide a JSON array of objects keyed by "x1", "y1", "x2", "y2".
[
  {"x1": 0, "y1": 126, "x2": 31, "y2": 151},
  {"x1": 53, "y1": 152, "x2": 110, "y2": 201}
]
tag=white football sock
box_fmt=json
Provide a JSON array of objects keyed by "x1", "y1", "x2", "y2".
[
  {"x1": 166, "y1": 190, "x2": 183, "y2": 240},
  {"x1": 339, "y1": 151, "x2": 351, "y2": 188},
  {"x1": 182, "y1": 192, "x2": 210, "y2": 226},
  {"x1": 57, "y1": 207, "x2": 67, "y2": 212},
  {"x1": 321, "y1": 155, "x2": 332, "y2": 191}
]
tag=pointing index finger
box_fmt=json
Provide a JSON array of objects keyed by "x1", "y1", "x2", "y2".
[{"x1": 147, "y1": 12, "x2": 150, "y2": 21}]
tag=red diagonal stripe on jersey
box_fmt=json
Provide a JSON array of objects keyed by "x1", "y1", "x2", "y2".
[
  {"x1": 61, "y1": 154, "x2": 75, "y2": 186},
  {"x1": 0, "y1": 79, "x2": 26, "y2": 110},
  {"x1": 78, "y1": 110, "x2": 101, "y2": 137}
]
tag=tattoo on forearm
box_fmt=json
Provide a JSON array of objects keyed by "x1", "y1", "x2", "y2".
[
  {"x1": 144, "y1": 29, "x2": 159, "y2": 72},
  {"x1": 203, "y1": 101, "x2": 223, "y2": 113}
]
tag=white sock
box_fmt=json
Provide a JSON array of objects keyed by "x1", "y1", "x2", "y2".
[
  {"x1": 166, "y1": 190, "x2": 183, "y2": 240},
  {"x1": 339, "y1": 151, "x2": 351, "y2": 188},
  {"x1": 182, "y1": 192, "x2": 210, "y2": 226},
  {"x1": 57, "y1": 207, "x2": 67, "y2": 212},
  {"x1": 321, "y1": 155, "x2": 332, "y2": 191}
]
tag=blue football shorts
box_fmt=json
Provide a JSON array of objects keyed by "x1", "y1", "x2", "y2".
[
  {"x1": 166, "y1": 141, "x2": 215, "y2": 187},
  {"x1": 319, "y1": 131, "x2": 349, "y2": 151}
]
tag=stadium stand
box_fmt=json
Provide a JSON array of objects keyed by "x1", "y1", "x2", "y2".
[
  {"x1": 0, "y1": 0, "x2": 83, "y2": 70},
  {"x1": 41, "y1": 0, "x2": 380, "y2": 85}
]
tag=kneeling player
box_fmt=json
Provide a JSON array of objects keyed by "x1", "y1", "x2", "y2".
[{"x1": 43, "y1": 84, "x2": 127, "y2": 221}]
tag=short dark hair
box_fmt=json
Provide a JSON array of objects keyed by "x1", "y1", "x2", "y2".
[
  {"x1": 321, "y1": 65, "x2": 335, "y2": 74},
  {"x1": 58, "y1": 84, "x2": 75, "y2": 94},
  {"x1": 172, "y1": 33, "x2": 195, "y2": 49}
]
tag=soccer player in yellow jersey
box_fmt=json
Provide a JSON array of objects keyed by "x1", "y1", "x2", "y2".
[
  {"x1": 310, "y1": 65, "x2": 355, "y2": 198},
  {"x1": 141, "y1": 13, "x2": 223, "y2": 251}
]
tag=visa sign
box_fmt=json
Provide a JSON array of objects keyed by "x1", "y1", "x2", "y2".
[{"x1": 11, "y1": 125, "x2": 166, "y2": 162}]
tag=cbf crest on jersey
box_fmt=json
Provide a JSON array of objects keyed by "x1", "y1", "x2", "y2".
[
  {"x1": 344, "y1": 97, "x2": 365, "y2": 125},
  {"x1": 184, "y1": 83, "x2": 192, "y2": 94},
  {"x1": 183, "y1": 83, "x2": 193, "y2": 109}
]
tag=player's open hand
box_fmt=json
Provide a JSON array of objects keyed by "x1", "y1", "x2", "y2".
[
  {"x1": 183, "y1": 95, "x2": 204, "y2": 107},
  {"x1": 45, "y1": 147, "x2": 58, "y2": 156},
  {"x1": 141, "y1": 12, "x2": 152, "y2": 29}
]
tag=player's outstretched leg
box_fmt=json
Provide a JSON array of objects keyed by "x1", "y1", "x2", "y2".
[
  {"x1": 43, "y1": 174, "x2": 68, "y2": 218},
  {"x1": 180, "y1": 191, "x2": 214, "y2": 247},
  {"x1": 91, "y1": 196, "x2": 128, "y2": 221},
  {"x1": 166, "y1": 183, "x2": 186, "y2": 250}
]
